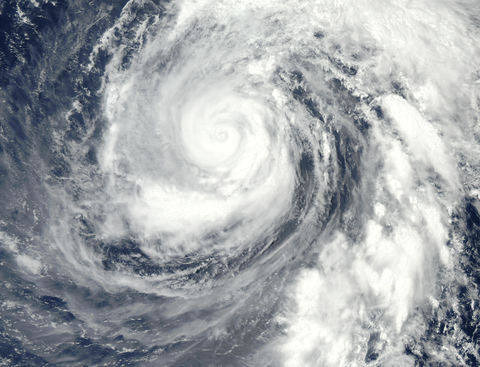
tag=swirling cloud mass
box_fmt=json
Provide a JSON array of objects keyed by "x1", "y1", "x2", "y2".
[{"x1": 0, "y1": 0, "x2": 479, "y2": 366}]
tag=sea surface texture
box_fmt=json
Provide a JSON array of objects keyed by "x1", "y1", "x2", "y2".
[{"x1": 0, "y1": 0, "x2": 480, "y2": 366}]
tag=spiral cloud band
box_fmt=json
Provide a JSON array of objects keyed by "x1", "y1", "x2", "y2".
[{"x1": 1, "y1": 0, "x2": 479, "y2": 366}]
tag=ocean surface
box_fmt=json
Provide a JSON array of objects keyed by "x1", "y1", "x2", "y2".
[{"x1": 0, "y1": 0, "x2": 480, "y2": 366}]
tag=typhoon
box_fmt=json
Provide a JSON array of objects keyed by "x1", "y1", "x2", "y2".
[{"x1": 0, "y1": 0, "x2": 480, "y2": 366}]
